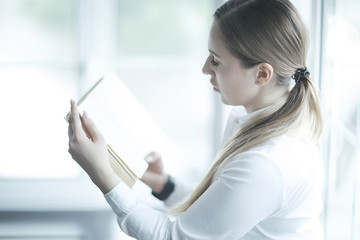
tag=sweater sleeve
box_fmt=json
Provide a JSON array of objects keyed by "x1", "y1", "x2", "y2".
[{"x1": 104, "y1": 151, "x2": 283, "y2": 240}]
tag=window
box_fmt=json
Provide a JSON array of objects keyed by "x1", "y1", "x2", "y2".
[{"x1": 320, "y1": 0, "x2": 360, "y2": 239}]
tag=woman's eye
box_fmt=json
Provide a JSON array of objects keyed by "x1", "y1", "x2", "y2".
[{"x1": 210, "y1": 59, "x2": 219, "y2": 66}]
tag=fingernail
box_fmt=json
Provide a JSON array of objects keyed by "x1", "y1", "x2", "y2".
[
  {"x1": 145, "y1": 155, "x2": 154, "y2": 163},
  {"x1": 70, "y1": 99, "x2": 74, "y2": 105}
]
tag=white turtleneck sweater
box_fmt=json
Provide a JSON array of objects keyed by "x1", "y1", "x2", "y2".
[{"x1": 104, "y1": 106, "x2": 324, "y2": 239}]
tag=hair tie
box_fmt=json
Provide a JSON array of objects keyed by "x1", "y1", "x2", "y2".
[{"x1": 292, "y1": 67, "x2": 310, "y2": 85}]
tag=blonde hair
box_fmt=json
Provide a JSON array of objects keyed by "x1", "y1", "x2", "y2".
[{"x1": 172, "y1": 0, "x2": 323, "y2": 214}]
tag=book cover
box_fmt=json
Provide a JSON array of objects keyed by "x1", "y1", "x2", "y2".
[{"x1": 65, "y1": 73, "x2": 165, "y2": 187}]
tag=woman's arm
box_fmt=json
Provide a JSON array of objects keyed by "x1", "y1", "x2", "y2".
[
  {"x1": 104, "y1": 153, "x2": 283, "y2": 239},
  {"x1": 67, "y1": 100, "x2": 283, "y2": 239}
]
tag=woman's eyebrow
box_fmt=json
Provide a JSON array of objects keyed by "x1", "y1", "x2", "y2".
[{"x1": 209, "y1": 49, "x2": 220, "y2": 58}]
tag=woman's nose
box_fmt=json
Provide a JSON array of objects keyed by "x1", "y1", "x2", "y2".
[{"x1": 202, "y1": 56, "x2": 212, "y2": 75}]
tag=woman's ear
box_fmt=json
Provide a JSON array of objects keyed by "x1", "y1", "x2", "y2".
[{"x1": 255, "y1": 63, "x2": 274, "y2": 86}]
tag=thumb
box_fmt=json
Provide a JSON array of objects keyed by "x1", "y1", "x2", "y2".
[
  {"x1": 81, "y1": 111, "x2": 103, "y2": 141},
  {"x1": 145, "y1": 151, "x2": 162, "y2": 163}
]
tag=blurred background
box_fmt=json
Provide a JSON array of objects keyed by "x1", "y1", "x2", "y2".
[{"x1": 0, "y1": 0, "x2": 359, "y2": 239}]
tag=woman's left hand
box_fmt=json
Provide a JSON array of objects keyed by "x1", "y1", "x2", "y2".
[{"x1": 68, "y1": 99, "x2": 119, "y2": 193}]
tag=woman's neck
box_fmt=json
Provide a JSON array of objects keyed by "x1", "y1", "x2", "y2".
[{"x1": 244, "y1": 86, "x2": 290, "y2": 113}]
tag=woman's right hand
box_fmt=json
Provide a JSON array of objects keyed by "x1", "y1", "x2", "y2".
[{"x1": 141, "y1": 152, "x2": 169, "y2": 193}]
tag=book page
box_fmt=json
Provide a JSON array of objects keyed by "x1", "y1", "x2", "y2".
[{"x1": 75, "y1": 73, "x2": 165, "y2": 179}]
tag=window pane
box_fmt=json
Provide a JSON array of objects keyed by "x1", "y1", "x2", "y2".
[
  {"x1": 0, "y1": 66, "x2": 80, "y2": 179},
  {"x1": 326, "y1": 14, "x2": 360, "y2": 130},
  {"x1": 0, "y1": 0, "x2": 80, "y2": 179},
  {"x1": 0, "y1": 0, "x2": 76, "y2": 64},
  {"x1": 325, "y1": 128, "x2": 358, "y2": 239},
  {"x1": 116, "y1": 0, "x2": 212, "y2": 56}
]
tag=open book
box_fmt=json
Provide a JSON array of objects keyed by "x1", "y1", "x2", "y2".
[{"x1": 65, "y1": 73, "x2": 165, "y2": 188}]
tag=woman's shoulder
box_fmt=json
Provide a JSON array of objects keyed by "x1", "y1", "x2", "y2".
[
  {"x1": 245, "y1": 135, "x2": 320, "y2": 161},
  {"x1": 225, "y1": 135, "x2": 322, "y2": 182}
]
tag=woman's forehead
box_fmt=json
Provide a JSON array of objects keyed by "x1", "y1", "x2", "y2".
[
  {"x1": 208, "y1": 20, "x2": 232, "y2": 59},
  {"x1": 208, "y1": 21, "x2": 224, "y2": 54}
]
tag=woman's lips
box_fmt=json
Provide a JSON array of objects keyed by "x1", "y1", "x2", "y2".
[{"x1": 210, "y1": 79, "x2": 220, "y2": 92}]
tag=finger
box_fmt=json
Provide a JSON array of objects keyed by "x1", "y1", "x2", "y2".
[
  {"x1": 80, "y1": 113, "x2": 91, "y2": 139},
  {"x1": 81, "y1": 110, "x2": 103, "y2": 141},
  {"x1": 145, "y1": 151, "x2": 161, "y2": 163},
  {"x1": 70, "y1": 99, "x2": 86, "y2": 139},
  {"x1": 68, "y1": 123, "x2": 73, "y2": 138},
  {"x1": 144, "y1": 152, "x2": 163, "y2": 174},
  {"x1": 68, "y1": 148, "x2": 79, "y2": 162}
]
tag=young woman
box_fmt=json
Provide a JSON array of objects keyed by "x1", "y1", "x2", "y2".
[{"x1": 68, "y1": 0, "x2": 324, "y2": 239}]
